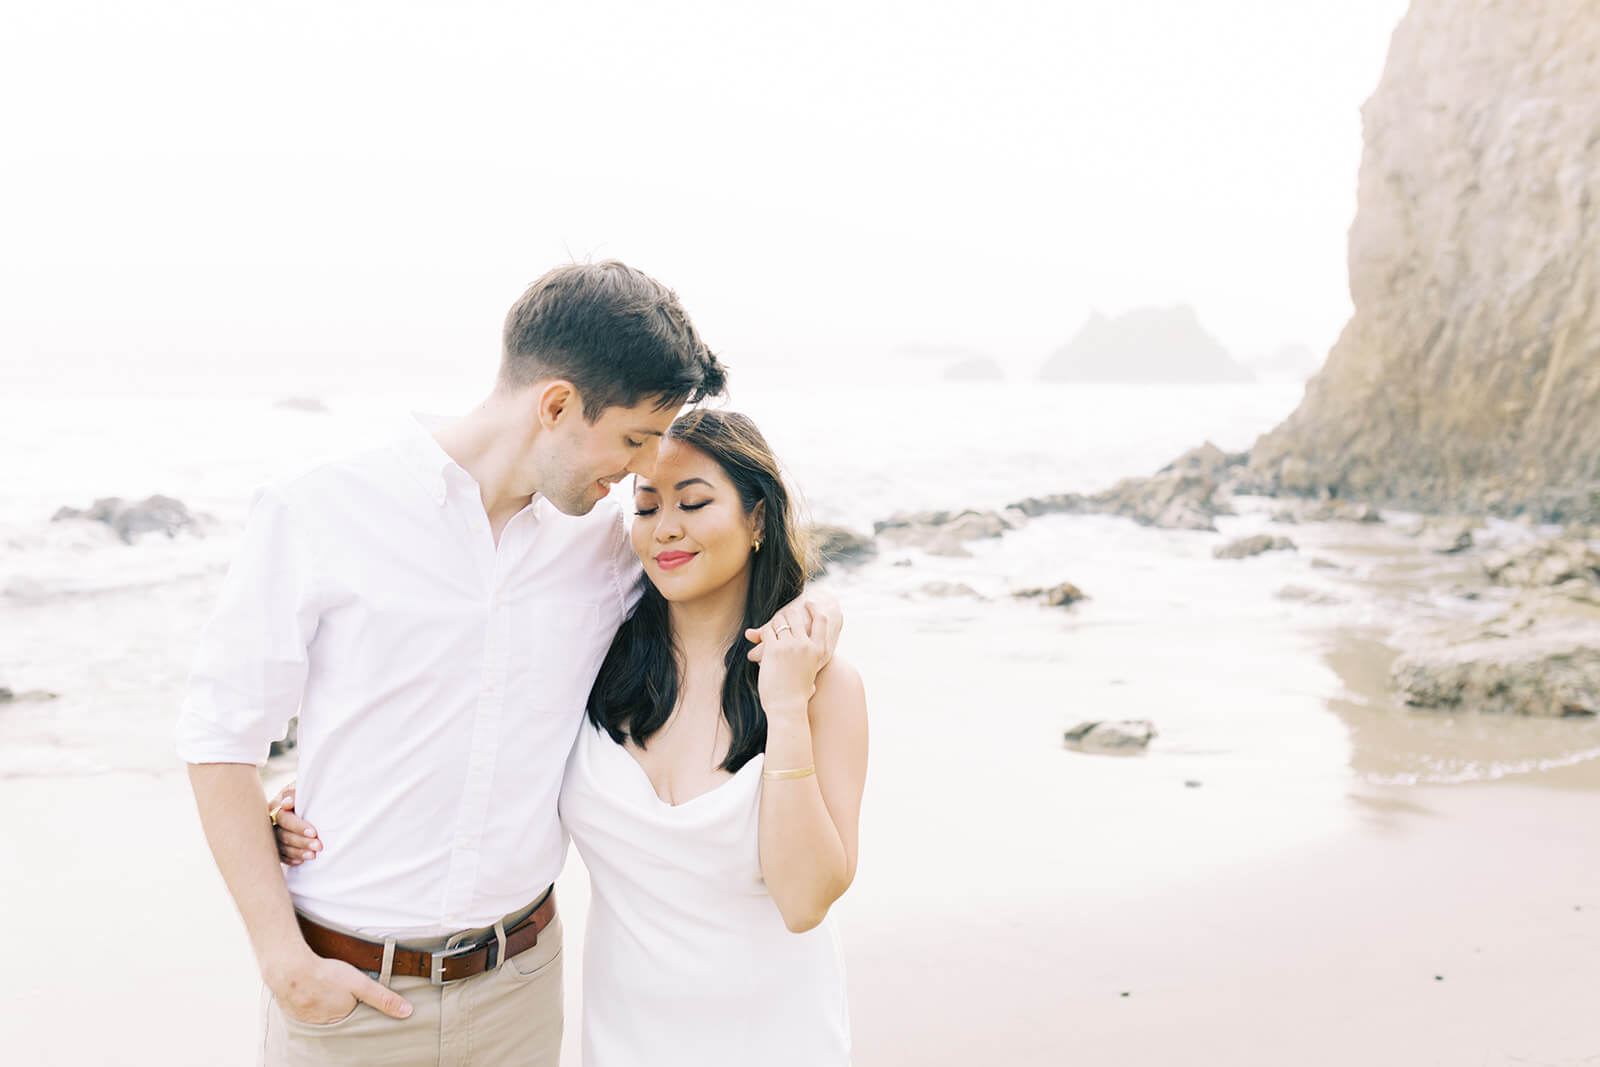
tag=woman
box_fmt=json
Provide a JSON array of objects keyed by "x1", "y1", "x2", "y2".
[{"x1": 272, "y1": 409, "x2": 868, "y2": 1064}]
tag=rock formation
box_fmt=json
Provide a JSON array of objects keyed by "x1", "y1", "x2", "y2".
[
  {"x1": 874, "y1": 509, "x2": 1021, "y2": 558},
  {"x1": 1040, "y1": 306, "x2": 1253, "y2": 384},
  {"x1": 52, "y1": 495, "x2": 205, "y2": 544},
  {"x1": 1249, "y1": 0, "x2": 1600, "y2": 523},
  {"x1": 806, "y1": 524, "x2": 878, "y2": 576}
]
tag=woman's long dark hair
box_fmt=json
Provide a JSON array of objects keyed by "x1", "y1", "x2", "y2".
[{"x1": 586, "y1": 409, "x2": 815, "y2": 773}]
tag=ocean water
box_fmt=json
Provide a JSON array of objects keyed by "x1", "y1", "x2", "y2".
[{"x1": 4, "y1": 365, "x2": 1598, "y2": 792}]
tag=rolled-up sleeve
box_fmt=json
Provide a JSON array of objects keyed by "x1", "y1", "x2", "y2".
[{"x1": 175, "y1": 484, "x2": 322, "y2": 765}]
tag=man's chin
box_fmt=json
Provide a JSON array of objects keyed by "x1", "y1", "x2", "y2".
[{"x1": 544, "y1": 487, "x2": 599, "y2": 517}]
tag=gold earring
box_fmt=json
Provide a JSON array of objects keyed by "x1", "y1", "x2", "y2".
[{"x1": 753, "y1": 538, "x2": 762, "y2": 552}]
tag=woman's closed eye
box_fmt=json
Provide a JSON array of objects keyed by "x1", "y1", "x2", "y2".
[{"x1": 634, "y1": 501, "x2": 710, "y2": 517}]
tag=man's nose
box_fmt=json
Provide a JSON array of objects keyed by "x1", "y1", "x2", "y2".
[{"x1": 625, "y1": 440, "x2": 660, "y2": 479}]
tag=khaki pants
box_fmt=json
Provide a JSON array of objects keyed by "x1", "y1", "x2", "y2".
[{"x1": 262, "y1": 902, "x2": 564, "y2": 1067}]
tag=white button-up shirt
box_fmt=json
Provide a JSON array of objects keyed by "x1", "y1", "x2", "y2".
[{"x1": 176, "y1": 419, "x2": 642, "y2": 934}]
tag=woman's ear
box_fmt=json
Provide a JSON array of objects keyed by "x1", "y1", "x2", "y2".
[{"x1": 749, "y1": 501, "x2": 766, "y2": 540}]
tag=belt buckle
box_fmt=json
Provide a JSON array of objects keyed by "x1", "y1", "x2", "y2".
[{"x1": 429, "y1": 937, "x2": 483, "y2": 986}]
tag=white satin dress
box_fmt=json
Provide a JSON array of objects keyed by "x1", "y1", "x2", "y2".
[{"x1": 559, "y1": 720, "x2": 852, "y2": 1066}]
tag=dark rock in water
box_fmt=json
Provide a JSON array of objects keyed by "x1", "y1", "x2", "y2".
[
  {"x1": 806, "y1": 525, "x2": 878, "y2": 577},
  {"x1": 1082, "y1": 441, "x2": 1244, "y2": 531},
  {"x1": 52, "y1": 495, "x2": 204, "y2": 544},
  {"x1": 1090, "y1": 470, "x2": 1225, "y2": 532},
  {"x1": 269, "y1": 716, "x2": 299, "y2": 758},
  {"x1": 1160, "y1": 441, "x2": 1247, "y2": 477},
  {"x1": 1006, "y1": 443, "x2": 1243, "y2": 532},
  {"x1": 943, "y1": 356, "x2": 1004, "y2": 382},
  {"x1": 1063, "y1": 719, "x2": 1156, "y2": 753},
  {"x1": 1310, "y1": 557, "x2": 1342, "y2": 570},
  {"x1": 1213, "y1": 534, "x2": 1297, "y2": 560},
  {"x1": 276, "y1": 395, "x2": 330, "y2": 414},
  {"x1": 1013, "y1": 582, "x2": 1088, "y2": 607}
]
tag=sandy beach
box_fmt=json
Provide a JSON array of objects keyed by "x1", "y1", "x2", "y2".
[
  {"x1": 5, "y1": 511, "x2": 1599, "y2": 1066},
  {"x1": 4, "y1": 708, "x2": 1597, "y2": 1066}
]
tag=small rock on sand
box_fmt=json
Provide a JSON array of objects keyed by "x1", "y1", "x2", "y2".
[
  {"x1": 1013, "y1": 582, "x2": 1088, "y2": 607},
  {"x1": 1063, "y1": 720, "x2": 1156, "y2": 753}
]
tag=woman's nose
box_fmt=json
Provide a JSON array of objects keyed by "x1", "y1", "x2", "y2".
[{"x1": 654, "y1": 514, "x2": 683, "y2": 541}]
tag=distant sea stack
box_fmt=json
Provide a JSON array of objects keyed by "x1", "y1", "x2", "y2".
[
  {"x1": 1040, "y1": 305, "x2": 1253, "y2": 384},
  {"x1": 1250, "y1": 0, "x2": 1600, "y2": 523},
  {"x1": 944, "y1": 356, "x2": 1003, "y2": 382}
]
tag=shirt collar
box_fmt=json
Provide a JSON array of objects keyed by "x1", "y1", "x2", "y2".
[{"x1": 399, "y1": 413, "x2": 546, "y2": 520}]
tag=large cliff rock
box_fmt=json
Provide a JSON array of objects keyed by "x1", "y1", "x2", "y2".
[{"x1": 1250, "y1": 0, "x2": 1600, "y2": 523}]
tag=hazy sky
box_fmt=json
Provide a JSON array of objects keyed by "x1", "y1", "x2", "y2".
[{"x1": 2, "y1": 0, "x2": 1409, "y2": 382}]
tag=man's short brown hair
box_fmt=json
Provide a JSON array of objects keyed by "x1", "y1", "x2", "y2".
[{"x1": 500, "y1": 261, "x2": 726, "y2": 420}]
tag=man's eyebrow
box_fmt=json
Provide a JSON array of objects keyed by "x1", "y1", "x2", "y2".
[{"x1": 630, "y1": 429, "x2": 666, "y2": 438}]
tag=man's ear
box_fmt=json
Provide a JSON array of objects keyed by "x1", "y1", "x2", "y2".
[{"x1": 536, "y1": 380, "x2": 579, "y2": 430}]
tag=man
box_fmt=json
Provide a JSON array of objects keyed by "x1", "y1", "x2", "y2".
[{"x1": 179, "y1": 261, "x2": 836, "y2": 1065}]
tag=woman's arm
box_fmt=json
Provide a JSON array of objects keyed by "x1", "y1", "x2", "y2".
[{"x1": 757, "y1": 646, "x2": 869, "y2": 933}]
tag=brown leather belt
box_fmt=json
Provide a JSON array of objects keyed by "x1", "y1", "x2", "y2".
[{"x1": 296, "y1": 888, "x2": 556, "y2": 986}]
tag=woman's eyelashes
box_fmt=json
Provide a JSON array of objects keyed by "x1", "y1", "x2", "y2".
[{"x1": 633, "y1": 500, "x2": 712, "y2": 517}]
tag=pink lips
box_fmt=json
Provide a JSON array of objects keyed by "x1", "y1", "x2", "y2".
[{"x1": 655, "y1": 551, "x2": 696, "y2": 570}]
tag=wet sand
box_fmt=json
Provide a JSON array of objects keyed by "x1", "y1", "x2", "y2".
[{"x1": 3, "y1": 737, "x2": 1596, "y2": 1066}]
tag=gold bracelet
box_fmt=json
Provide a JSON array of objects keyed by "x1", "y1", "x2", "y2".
[{"x1": 762, "y1": 765, "x2": 816, "y2": 781}]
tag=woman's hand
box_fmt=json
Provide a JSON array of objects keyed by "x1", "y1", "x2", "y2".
[
  {"x1": 746, "y1": 590, "x2": 841, "y2": 665},
  {"x1": 269, "y1": 783, "x2": 322, "y2": 865},
  {"x1": 755, "y1": 606, "x2": 828, "y2": 718}
]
